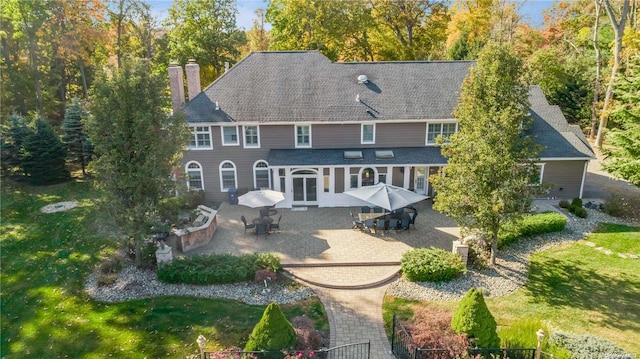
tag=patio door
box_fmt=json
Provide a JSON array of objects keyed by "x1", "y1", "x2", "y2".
[
  {"x1": 427, "y1": 166, "x2": 441, "y2": 197},
  {"x1": 414, "y1": 167, "x2": 427, "y2": 195},
  {"x1": 292, "y1": 170, "x2": 318, "y2": 205}
]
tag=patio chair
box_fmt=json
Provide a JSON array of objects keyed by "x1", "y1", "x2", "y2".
[
  {"x1": 388, "y1": 218, "x2": 401, "y2": 232},
  {"x1": 375, "y1": 219, "x2": 386, "y2": 235},
  {"x1": 241, "y1": 215, "x2": 255, "y2": 234},
  {"x1": 259, "y1": 208, "x2": 270, "y2": 218},
  {"x1": 364, "y1": 219, "x2": 374, "y2": 232},
  {"x1": 255, "y1": 223, "x2": 268, "y2": 239},
  {"x1": 350, "y1": 212, "x2": 363, "y2": 230},
  {"x1": 269, "y1": 214, "x2": 282, "y2": 233},
  {"x1": 361, "y1": 206, "x2": 371, "y2": 213},
  {"x1": 373, "y1": 206, "x2": 384, "y2": 213},
  {"x1": 400, "y1": 216, "x2": 411, "y2": 230},
  {"x1": 410, "y1": 211, "x2": 418, "y2": 228}
]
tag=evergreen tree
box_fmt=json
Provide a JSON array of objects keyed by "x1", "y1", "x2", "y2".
[
  {"x1": 62, "y1": 98, "x2": 90, "y2": 176},
  {"x1": 0, "y1": 113, "x2": 32, "y2": 177},
  {"x1": 451, "y1": 288, "x2": 500, "y2": 348},
  {"x1": 430, "y1": 43, "x2": 542, "y2": 265},
  {"x1": 21, "y1": 119, "x2": 69, "y2": 185},
  {"x1": 87, "y1": 59, "x2": 188, "y2": 266},
  {"x1": 244, "y1": 302, "x2": 297, "y2": 353}
]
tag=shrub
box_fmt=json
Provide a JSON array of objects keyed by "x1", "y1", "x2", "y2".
[
  {"x1": 139, "y1": 242, "x2": 158, "y2": 270},
  {"x1": 256, "y1": 252, "x2": 282, "y2": 272},
  {"x1": 291, "y1": 316, "x2": 323, "y2": 350},
  {"x1": 571, "y1": 206, "x2": 588, "y2": 218},
  {"x1": 95, "y1": 251, "x2": 124, "y2": 287},
  {"x1": 405, "y1": 306, "x2": 469, "y2": 358},
  {"x1": 245, "y1": 303, "x2": 297, "y2": 353},
  {"x1": 255, "y1": 269, "x2": 278, "y2": 284},
  {"x1": 157, "y1": 253, "x2": 281, "y2": 284},
  {"x1": 558, "y1": 200, "x2": 570, "y2": 208},
  {"x1": 185, "y1": 189, "x2": 205, "y2": 209},
  {"x1": 570, "y1": 197, "x2": 583, "y2": 208},
  {"x1": 451, "y1": 288, "x2": 500, "y2": 348},
  {"x1": 401, "y1": 247, "x2": 466, "y2": 282},
  {"x1": 499, "y1": 212, "x2": 567, "y2": 248},
  {"x1": 549, "y1": 332, "x2": 629, "y2": 359}
]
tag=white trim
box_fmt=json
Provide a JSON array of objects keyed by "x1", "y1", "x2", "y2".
[
  {"x1": 253, "y1": 159, "x2": 271, "y2": 189},
  {"x1": 242, "y1": 125, "x2": 260, "y2": 148},
  {"x1": 295, "y1": 124, "x2": 312, "y2": 148},
  {"x1": 186, "y1": 126, "x2": 213, "y2": 150},
  {"x1": 185, "y1": 161, "x2": 204, "y2": 190},
  {"x1": 358, "y1": 167, "x2": 378, "y2": 187},
  {"x1": 361, "y1": 123, "x2": 376, "y2": 144},
  {"x1": 220, "y1": 125, "x2": 239, "y2": 146},
  {"x1": 425, "y1": 121, "x2": 458, "y2": 145},
  {"x1": 199, "y1": 118, "x2": 458, "y2": 127},
  {"x1": 539, "y1": 157, "x2": 595, "y2": 161},
  {"x1": 219, "y1": 160, "x2": 238, "y2": 192},
  {"x1": 579, "y1": 160, "x2": 588, "y2": 199}
]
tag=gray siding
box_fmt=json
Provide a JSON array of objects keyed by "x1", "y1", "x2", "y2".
[
  {"x1": 540, "y1": 160, "x2": 588, "y2": 199},
  {"x1": 375, "y1": 123, "x2": 427, "y2": 147}
]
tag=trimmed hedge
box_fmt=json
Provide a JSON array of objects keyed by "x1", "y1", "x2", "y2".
[
  {"x1": 499, "y1": 212, "x2": 567, "y2": 248},
  {"x1": 157, "y1": 253, "x2": 281, "y2": 284},
  {"x1": 401, "y1": 247, "x2": 466, "y2": 282}
]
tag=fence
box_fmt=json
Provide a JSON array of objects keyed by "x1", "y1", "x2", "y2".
[
  {"x1": 391, "y1": 314, "x2": 543, "y2": 359},
  {"x1": 201, "y1": 341, "x2": 370, "y2": 359}
]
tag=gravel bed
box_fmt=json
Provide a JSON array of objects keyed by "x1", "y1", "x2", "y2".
[
  {"x1": 85, "y1": 266, "x2": 315, "y2": 305},
  {"x1": 387, "y1": 208, "x2": 635, "y2": 302}
]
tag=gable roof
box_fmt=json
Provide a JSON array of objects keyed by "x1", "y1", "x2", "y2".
[{"x1": 183, "y1": 51, "x2": 474, "y2": 123}]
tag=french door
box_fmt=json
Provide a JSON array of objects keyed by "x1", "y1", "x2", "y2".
[{"x1": 292, "y1": 170, "x2": 318, "y2": 205}]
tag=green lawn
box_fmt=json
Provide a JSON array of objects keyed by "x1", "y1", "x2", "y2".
[
  {"x1": 1, "y1": 180, "x2": 327, "y2": 358},
  {"x1": 383, "y1": 223, "x2": 640, "y2": 354}
]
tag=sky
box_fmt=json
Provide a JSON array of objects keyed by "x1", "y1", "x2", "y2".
[{"x1": 149, "y1": 0, "x2": 554, "y2": 31}]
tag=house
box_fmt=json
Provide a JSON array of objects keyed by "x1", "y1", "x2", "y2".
[{"x1": 169, "y1": 51, "x2": 595, "y2": 208}]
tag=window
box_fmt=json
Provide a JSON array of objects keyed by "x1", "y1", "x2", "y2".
[
  {"x1": 219, "y1": 161, "x2": 237, "y2": 191},
  {"x1": 187, "y1": 126, "x2": 212, "y2": 149},
  {"x1": 185, "y1": 161, "x2": 204, "y2": 190},
  {"x1": 426, "y1": 122, "x2": 458, "y2": 144},
  {"x1": 361, "y1": 124, "x2": 375, "y2": 144},
  {"x1": 254, "y1": 161, "x2": 271, "y2": 189},
  {"x1": 527, "y1": 163, "x2": 545, "y2": 185},
  {"x1": 295, "y1": 125, "x2": 311, "y2": 148},
  {"x1": 361, "y1": 168, "x2": 375, "y2": 186},
  {"x1": 222, "y1": 126, "x2": 238, "y2": 146},
  {"x1": 243, "y1": 126, "x2": 259, "y2": 148},
  {"x1": 378, "y1": 173, "x2": 387, "y2": 184},
  {"x1": 324, "y1": 175, "x2": 330, "y2": 192},
  {"x1": 350, "y1": 174, "x2": 358, "y2": 188}
]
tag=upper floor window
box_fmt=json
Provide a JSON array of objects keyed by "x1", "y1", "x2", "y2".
[
  {"x1": 185, "y1": 161, "x2": 204, "y2": 190},
  {"x1": 243, "y1": 125, "x2": 260, "y2": 148},
  {"x1": 426, "y1": 122, "x2": 458, "y2": 145},
  {"x1": 219, "y1": 161, "x2": 237, "y2": 191},
  {"x1": 254, "y1": 161, "x2": 271, "y2": 189},
  {"x1": 222, "y1": 126, "x2": 239, "y2": 146},
  {"x1": 361, "y1": 124, "x2": 375, "y2": 144},
  {"x1": 295, "y1": 125, "x2": 311, "y2": 148},
  {"x1": 188, "y1": 126, "x2": 212, "y2": 149}
]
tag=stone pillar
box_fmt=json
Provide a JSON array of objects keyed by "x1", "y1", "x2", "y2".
[
  {"x1": 156, "y1": 242, "x2": 173, "y2": 265},
  {"x1": 452, "y1": 240, "x2": 469, "y2": 266},
  {"x1": 168, "y1": 62, "x2": 185, "y2": 113},
  {"x1": 185, "y1": 59, "x2": 201, "y2": 101}
]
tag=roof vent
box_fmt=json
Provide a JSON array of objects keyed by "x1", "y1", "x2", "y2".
[
  {"x1": 357, "y1": 74, "x2": 368, "y2": 83},
  {"x1": 215, "y1": 101, "x2": 220, "y2": 110}
]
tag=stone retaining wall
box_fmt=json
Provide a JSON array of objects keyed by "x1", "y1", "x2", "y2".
[{"x1": 173, "y1": 205, "x2": 217, "y2": 252}]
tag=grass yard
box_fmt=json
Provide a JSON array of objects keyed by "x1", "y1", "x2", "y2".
[
  {"x1": 1, "y1": 180, "x2": 327, "y2": 358},
  {"x1": 383, "y1": 223, "x2": 640, "y2": 355}
]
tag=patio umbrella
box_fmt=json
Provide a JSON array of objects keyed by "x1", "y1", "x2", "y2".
[
  {"x1": 343, "y1": 182, "x2": 428, "y2": 211},
  {"x1": 238, "y1": 189, "x2": 285, "y2": 208}
]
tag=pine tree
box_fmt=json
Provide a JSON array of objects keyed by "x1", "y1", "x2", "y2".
[
  {"x1": 62, "y1": 98, "x2": 90, "y2": 176},
  {"x1": 21, "y1": 119, "x2": 69, "y2": 185},
  {"x1": 244, "y1": 302, "x2": 297, "y2": 353},
  {"x1": 0, "y1": 113, "x2": 32, "y2": 177},
  {"x1": 430, "y1": 43, "x2": 542, "y2": 265},
  {"x1": 451, "y1": 288, "x2": 500, "y2": 348}
]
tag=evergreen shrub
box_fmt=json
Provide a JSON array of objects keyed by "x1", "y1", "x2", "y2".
[
  {"x1": 401, "y1": 247, "x2": 466, "y2": 282},
  {"x1": 499, "y1": 212, "x2": 567, "y2": 248},
  {"x1": 22, "y1": 119, "x2": 69, "y2": 185},
  {"x1": 570, "y1": 198, "x2": 583, "y2": 208},
  {"x1": 571, "y1": 206, "x2": 588, "y2": 218},
  {"x1": 156, "y1": 253, "x2": 281, "y2": 284},
  {"x1": 451, "y1": 288, "x2": 500, "y2": 348},
  {"x1": 558, "y1": 200, "x2": 570, "y2": 208},
  {"x1": 549, "y1": 332, "x2": 629, "y2": 359},
  {"x1": 244, "y1": 303, "x2": 297, "y2": 353}
]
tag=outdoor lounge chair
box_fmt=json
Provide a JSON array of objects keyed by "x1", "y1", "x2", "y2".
[
  {"x1": 375, "y1": 219, "x2": 386, "y2": 235},
  {"x1": 269, "y1": 214, "x2": 282, "y2": 233},
  {"x1": 400, "y1": 216, "x2": 411, "y2": 230},
  {"x1": 241, "y1": 215, "x2": 255, "y2": 234},
  {"x1": 350, "y1": 212, "x2": 363, "y2": 230}
]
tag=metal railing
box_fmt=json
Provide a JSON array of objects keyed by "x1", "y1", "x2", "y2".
[{"x1": 201, "y1": 341, "x2": 370, "y2": 359}]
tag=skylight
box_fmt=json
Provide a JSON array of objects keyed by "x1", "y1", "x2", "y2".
[
  {"x1": 375, "y1": 150, "x2": 394, "y2": 159},
  {"x1": 344, "y1": 151, "x2": 363, "y2": 159}
]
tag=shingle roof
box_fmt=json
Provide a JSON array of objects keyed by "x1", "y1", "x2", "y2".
[
  {"x1": 183, "y1": 51, "x2": 473, "y2": 123},
  {"x1": 527, "y1": 86, "x2": 595, "y2": 159},
  {"x1": 268, "y1": 147, "x2": 447, "y2": 166}
]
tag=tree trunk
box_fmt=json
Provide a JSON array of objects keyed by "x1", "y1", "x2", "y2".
[
  {"x1": 590, "y1": 0, "x2": 602, "y2": 139},
  {"x1": 78, "y1": 57, "x2": 89, "y2": 100},
  {"x1": 490, "y1": 230, "x2": 498, "y2": 266},
  {"x1": 595, "y1": 0, "x2": 630, "y2": 147}
]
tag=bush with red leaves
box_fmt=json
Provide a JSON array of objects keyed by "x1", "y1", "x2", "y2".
[
  {"x1": 404, "y1": 306, "x2": 470, "y2": 358},
  {"x1": 291, "y1": 316, "x2": 323, "y2": 350},
  {"x1": 254, "y1": 269, "x2": 278, "y2": 284}
]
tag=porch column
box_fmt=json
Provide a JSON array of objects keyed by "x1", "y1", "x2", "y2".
[
  {"x1": 386, "y1": 166, "x2": 393, "y2": 184},
  {"x1": 403, "y1": 166, "x2": 411, "y2": 189}
]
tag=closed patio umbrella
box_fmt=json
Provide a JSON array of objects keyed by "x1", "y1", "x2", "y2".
[
  {"x1": 238, "y1": 189, "x2": 285, "y2": 208},
  {"x1": 343, "y1": 182, "x2": 428, "y2": 211}
]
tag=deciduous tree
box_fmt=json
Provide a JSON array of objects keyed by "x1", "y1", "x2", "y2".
[
  {"x1": 87, "y1": 60, "x2": 188, "y2": 266},
  {"x1": 430, "y1": 44, "x2": 541, "y2": 265}
]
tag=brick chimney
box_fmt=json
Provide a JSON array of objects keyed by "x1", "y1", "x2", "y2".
[
  {"x1": 185, "y1": 59, "x2": 201, "y2": 101},
  {"x1": 168, "y1": 62, "x2": 185, "y2": 113}
]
